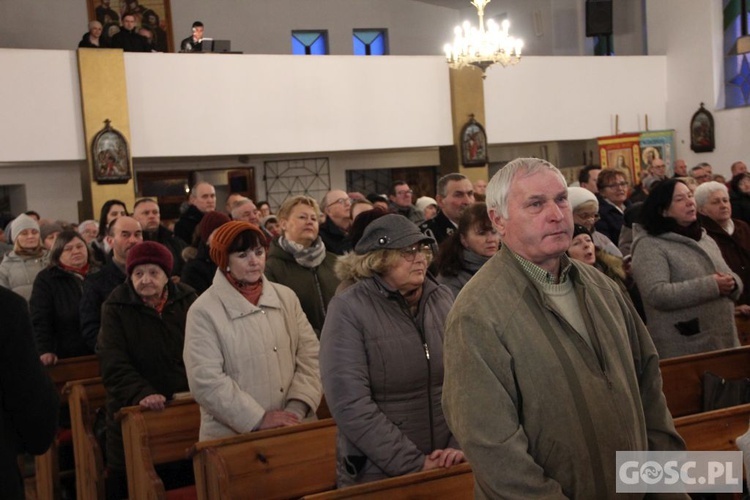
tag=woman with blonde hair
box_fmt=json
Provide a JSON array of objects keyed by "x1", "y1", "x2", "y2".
[
  {"x1": 321, "y1": 214, "x2": 463, "y2": 487},
  {"x1": 264, "y1": 195, "x2": 340, "y2": 335}
]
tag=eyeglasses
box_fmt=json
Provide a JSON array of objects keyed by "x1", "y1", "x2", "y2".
[
  {"x1": 332, "y1": 198, "x2": 352, "y2": 207},
  {"x1": 400, "y1": 243, "x2": 432, "y2": 262},
  {"x1": 396, "y1": 190, "x2": 414, "y2": 196},
  {"x1": 576, "y1": 212, "x2": 600, "y2": 222},
  {"x1": 604, "y1": 181, "x2": 628, "y2": 189}
]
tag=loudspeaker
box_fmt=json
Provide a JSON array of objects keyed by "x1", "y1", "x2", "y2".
[{"x1": 586, "y1": 0, "x2": 613, "y2": 37}]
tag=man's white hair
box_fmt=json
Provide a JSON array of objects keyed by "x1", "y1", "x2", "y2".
[{"x1": 486, "y1": 157, "x2": 567, "y2": 219}]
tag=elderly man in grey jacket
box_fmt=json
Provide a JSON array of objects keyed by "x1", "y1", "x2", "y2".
[{"x1": 442, "y1": 158, "x2": 686, "y2": 499}]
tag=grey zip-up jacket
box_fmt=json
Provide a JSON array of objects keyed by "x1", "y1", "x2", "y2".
[{"x1": 320, "y1": 273, "x2": 458, "y2": 487}]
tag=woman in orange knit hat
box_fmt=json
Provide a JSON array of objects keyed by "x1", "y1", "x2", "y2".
[{"x1": 183, "y1": 221, "x2": 322, "y2": 441}]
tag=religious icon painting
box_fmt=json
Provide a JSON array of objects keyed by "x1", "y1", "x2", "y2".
[
  {"x1": 690, "y1": 103, "x2": 715, "y2": 153},
  {"x1": 460, "y1": 115, "x2": 489, "y2": 167},
  {"x1": 92, "y1": 119, "x2": 132, "y2": 184}
]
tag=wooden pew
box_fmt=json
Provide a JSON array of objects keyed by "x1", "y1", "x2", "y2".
[
  {"x1": 36, "y1": 355, "x2": 101, "y2": 500},
  {"x1": 118, "y1": 397, "x2": 201, "y2": 500},
  {"x1": 674, "y1": 403, "x2": 750, "y2": 451},
  {"x1": 736, "y1": 316, "x2": 750, "y2": 346},
  {"x1": 659, "y1": 346, "x2": 750, "y2": 418},
  {"x1": 301, "y1": 463, "x2": 474, "y2": 500},
  {"x1": 191, "y1": 419, "x2": 337, "y2": 500},
  {"x1": 63, "y1": 377, "x2": 107, "y2": 500}
]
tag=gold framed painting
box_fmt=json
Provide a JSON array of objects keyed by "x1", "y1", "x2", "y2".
[{"x1": 86, "y1": 0, "x2": 174, "y2": 52}]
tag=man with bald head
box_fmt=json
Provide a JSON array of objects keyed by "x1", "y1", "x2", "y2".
[
  {"x1": 80, "y1": 216, "x2": 143, "y2": 350},
  {"x1": 319, "y1": 189, "x2": 353, "y2": 255},
  {"x1": 174, "y1": 181, "x2": 216, "y2": 244},
  {"x1": 672, "y1": 159, "x2": 688, "y2": 178}
]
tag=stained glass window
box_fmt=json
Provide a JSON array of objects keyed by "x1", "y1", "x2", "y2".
[
  {"x1": 292, "y1": 30, "x2": 328, "y2": 55},
  {"x1": 724, "y1": 0, "x2": 750, "y2": 108},
  {"x1": 353, "y1": 29, "x2": 387, "y2": 56}
]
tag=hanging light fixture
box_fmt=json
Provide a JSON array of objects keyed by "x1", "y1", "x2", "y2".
[{"x1": 444, "y1": 0, "x2": 524, "y2": 78}]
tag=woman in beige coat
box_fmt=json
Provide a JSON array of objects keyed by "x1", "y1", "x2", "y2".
[
  {"x1": 0, "y1": 214, "x2": 48, "y2": 301},
  {"x1": 184, "y1": 221, "x2": 321, "y2": 441}
]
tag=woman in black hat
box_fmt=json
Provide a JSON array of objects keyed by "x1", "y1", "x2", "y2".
[
  {"x1": 320, "y1": 214, "x2": 464, "y2": 487},
  {"x1": 98, "y1": 241, "x2": 197, "y2": 499}
]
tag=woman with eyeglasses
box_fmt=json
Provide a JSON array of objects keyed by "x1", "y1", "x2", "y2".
[
  {"x1": 264, "y1": 195, "x2": 340, "y2": 336},
  {"x1": 568, "y1": 187, "x2": 623, "y2": 257},
  {"x1": 320, "y1": 214, "x2": 464, "y2": 487},
  {"x1": 184, "y1": 222, "x2": 321, "y2": 441},
  {"x1": 434, "y1": 203, "x2": 500, "y2": 298},
  {"x1": 595, "y1": 169, "x2": 632, "y2": 245}
]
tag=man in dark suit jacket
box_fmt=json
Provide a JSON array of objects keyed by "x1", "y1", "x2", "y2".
[{"x1": 0, "y1": 287, "x2": 59, "y2": 499}]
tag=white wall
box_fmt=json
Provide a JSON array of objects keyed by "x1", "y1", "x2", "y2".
[
  {"x1": 0, "y1": 49, "x2": 85, "y2": 162},
  {"x1": 483, "y1": 55, "x2": 667, "y2": 144},
  {"x1": 646, "y1": 0, "x2": 750, "y2": 176},
  {"x1": 0, "y1": 162, "x2": 83, "y2": 222},
  {"x1": 126, "y1": 53, "x2": 454, "y2": 157}
]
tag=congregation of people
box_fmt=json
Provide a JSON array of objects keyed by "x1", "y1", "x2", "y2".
[{"x1": 5, "y1": 156, "x2": 750, "y2": 498}]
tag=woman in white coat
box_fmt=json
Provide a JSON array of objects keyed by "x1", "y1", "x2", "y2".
[{"x1": 184, "y1": 221, "x2": 322, "y2": 441}]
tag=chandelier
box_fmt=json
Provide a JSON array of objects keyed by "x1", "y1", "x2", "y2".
[{"x1": 444, "y1": 0, "x2": 523, "y2": 78}]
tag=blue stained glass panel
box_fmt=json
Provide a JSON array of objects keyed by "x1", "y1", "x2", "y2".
[
  {"x1": 353, "y1": 30, "x2": 387, "y2": 56},
  {"x1": 724, "y1": 0, "x2": 750, "y2": 107},
  {"x1": 291, "y1": 31, "x2": 327, "y2": 55}
]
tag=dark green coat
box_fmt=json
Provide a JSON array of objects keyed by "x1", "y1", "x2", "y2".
[{"x1": 264, "y1": 238, "x2": 340, "y2": 336}]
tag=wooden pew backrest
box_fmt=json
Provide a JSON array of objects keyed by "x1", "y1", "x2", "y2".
[
  {"x1": 192, "y1": 419, "x2": 337, "y2": 500},
  {"x1": 659, "y1": 346, "x2": 750, "y2": 417},
  {"x1": 674, "y1": 403, "x2": 750, "y2": 452},
  {"x1": 63, "y1": 377, "x2": 106, "y2": 500},
  {"x1": 36, "y1": 355, "x2": 101, "y2": 500},
  {"x1": 301, "y1": 462, "x2": 474, "y2": 500},
  {"x1": 119, "y1": 398, "x2": 200, "y2": 500}
]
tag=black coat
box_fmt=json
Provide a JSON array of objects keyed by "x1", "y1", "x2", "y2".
[
  {"x1": 180, "y1": 243, "x2": 215, "y2": 295},
  {"x1": 419, "y1": 211, "x2": 456, "y2": 245},
  {"x1": 110, "y1": 29, "x2": 150, "y2": 52},
  {"x1": 30, "y1": 266, "x2": 93, "y2": 359},
  {"x1": 78, "y1": 32, "x2": 109, "y2": 48},
  {"x1": 97, "y1": 280, "x2": 196, "y2": 471},
  {"x1": 596, "y1": 197, "x2": 631, "y2": 245},
  {"x1": 143, "y1": 225, "x2": 187, "y2": 277},
  {"x1": 79, "y1": 260, "x2": 127, "y2": 351},
  {"x1": 731, "y1": 190, "x2": 750, "y2": 226},
  {"x1": 0, "y1": 288, "x2": 59, "y2": 499},
  {"x1": 173, "y1": 205, "x2": 204, "y2": 245},
  {"x1": 319, "y1": 217, "x2": 352, "y2": 255}
]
